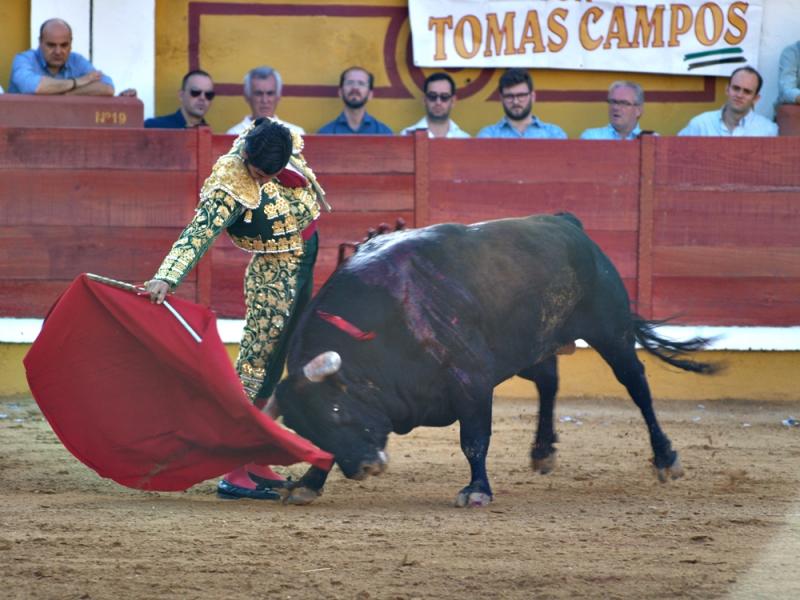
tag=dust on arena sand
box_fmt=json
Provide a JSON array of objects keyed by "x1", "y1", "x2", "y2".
[{"x1": 2, "y1": 394, "x2": 799, "y2": 599}]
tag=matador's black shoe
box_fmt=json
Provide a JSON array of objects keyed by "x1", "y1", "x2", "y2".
[{"x1": 216, "y1": 479, "x2": 282, "y2": 500}]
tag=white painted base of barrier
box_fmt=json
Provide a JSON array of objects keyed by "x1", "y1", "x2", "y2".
[{"x1": 2, "y1": 318, "x2": 798, "y2": 351}]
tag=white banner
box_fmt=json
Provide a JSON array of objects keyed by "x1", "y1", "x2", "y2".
[{"x1": 409, "y1": 0, "x2": 764, "y2": 77}]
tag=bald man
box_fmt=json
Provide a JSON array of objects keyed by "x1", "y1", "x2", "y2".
[{"x1": 9, "y1": 18, "x2": 116, "y2": 95}]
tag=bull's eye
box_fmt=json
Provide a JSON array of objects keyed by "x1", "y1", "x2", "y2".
[{"x1": 332, "y1": 405, "x2": 340, "y2": 413}]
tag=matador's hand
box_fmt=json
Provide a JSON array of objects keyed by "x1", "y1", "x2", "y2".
[{"x1": 145, "y1": 280, "x2": 170, "y2": 304}]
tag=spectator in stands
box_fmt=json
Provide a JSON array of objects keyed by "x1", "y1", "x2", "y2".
[
  {"x1": 145, "y1": 70, "x2": 215, "y2": 129},
  {"x1": 580, "y1": 81, "x2": 653, "y2": 140},
  {"x1": 227, "y1": 66, "x2": 304, "y2": 135},
  {"x1": 146, "y1": 118, "x2": 326, "y2": 500},
  {"x1": 679, "y1": 66, "x2": 777, "y2": 136},
  {"x1": 9, "y1": 18, "x2": 134, "y2": 96},
  {"x1": 318, "y1": 66, "x2": 392, "y2": 134},
  {"x1": 777, "y1": 40, "x2": 800, "y2": 106},
  {"x1": 477, "y1": 68, "x2": 567, "y2": 139},
  {"x1": 399, "y1": 72, "x2": 469, "y2": 138}
]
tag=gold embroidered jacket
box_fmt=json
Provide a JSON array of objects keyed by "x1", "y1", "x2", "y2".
[{"x1": 153, "y1": 130, "x2": 324, "y2": 287}]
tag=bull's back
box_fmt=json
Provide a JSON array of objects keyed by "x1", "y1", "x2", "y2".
[{"x1": 339, "y1": 215, "x2": 596, "y2": 368}]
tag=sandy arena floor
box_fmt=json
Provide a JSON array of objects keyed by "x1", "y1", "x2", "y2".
[{"x1": 2, "y1": 395, "x2": 800, "y2": 599}]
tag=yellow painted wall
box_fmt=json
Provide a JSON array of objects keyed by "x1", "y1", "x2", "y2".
[
  {"x1": 154, "y1": 0, "x2": 727, "y2": 137},
  {"x1": 5, "y1": 342, "x2": 798, "y2": 402},
  {"x1": 0, "y1": 0, "x2": 30, "y2": 91}
]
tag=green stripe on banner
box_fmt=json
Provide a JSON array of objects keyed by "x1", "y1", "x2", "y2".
[{"x1": 684, "y1": 47, "x2": 743, "y2": 61}]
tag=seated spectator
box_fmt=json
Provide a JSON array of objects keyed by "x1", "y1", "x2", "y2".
[
  {"x1": 679, "y1": 66, "x2": 777, "y2": 136},
  {"x1": 318, "y1": 66, "x2": 392, "y2": 134},
  {"x1": 9, "y1": 18, "x2": 116, "y2": 96},
  {"x1": 581, "y1": 81, "x2": 653, "y2": 140},
  {"x1": 227, "y1": 66, "x2": 304, "y2": 135},
  {"x1": 145, "y1": 70, "x2": 215, "y2": 129},
  {"x1": 777, "y1": 41, "x2": 800, "y2": 105},
  {"x1": 399, "y1": 72, "x2": 469, "y2": 138},
  {"x1": 477, "y1": 68, "x2": 566, "y2": 139}
]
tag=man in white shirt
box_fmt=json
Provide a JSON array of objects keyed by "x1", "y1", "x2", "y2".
[
  {"x1": 226, "y1": 66, "x2": 304, "y2": 135},
  {"x1": 679, "y1": 66, "x2": 778, "y2": 137},
  {"x1": 400, "y1": 72, "x2": 469, "y2": 138}
]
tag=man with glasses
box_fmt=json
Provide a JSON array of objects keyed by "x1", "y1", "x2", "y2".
[
  {"x1": 477, "y1": 68, "x2": 566, "y2": 139},
  {"x1": 580, "y1": 81, "x2": 651, "y2": 140},
  {"x1": 399, "y1": 72, "x2": 469, "y2": 138},
  {"x1": 227, "y1": 66, "x2": 305, "y2": 135},
  {"x1": 678, "y1": 66, "x2": 777, "y2": 136},
  {"x1": 318, "y1": 66, "x2": 392, "y2": 134},
  {"x1": 145, "y1": 70, "x2": 215, "y2": 129}
]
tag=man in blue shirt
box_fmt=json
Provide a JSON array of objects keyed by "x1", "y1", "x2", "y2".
[
  {"x1": 145, "y1": 70, "x2": 215, "y2": 129},
  {"x1": 581, "y1": 81, "x2": 652, "y2": 140},
  {"x1": 9, "y1": 18, "x2": 116, "y2": 96},
  {"x1": 318, "y1": 66, "x2": 392, "y2": 135},
  {"x1": 477, "y1": 68, "x2": 566, "y2": 139}
]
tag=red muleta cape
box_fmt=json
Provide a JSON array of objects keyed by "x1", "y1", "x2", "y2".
[{"x1": 24, "y1": 274, "x2": 333, "y2": 491}]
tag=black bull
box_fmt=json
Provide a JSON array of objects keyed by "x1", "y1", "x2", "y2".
[{"x1": 272, "y1": 213, "x2": 716, "y2": 507}]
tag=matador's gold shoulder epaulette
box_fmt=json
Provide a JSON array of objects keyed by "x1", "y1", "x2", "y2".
[{"x1": 201, "y1": 153, "x2": 261, "y2": 209}]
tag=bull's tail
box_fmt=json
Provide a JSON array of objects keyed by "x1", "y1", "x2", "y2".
[{"x1": 632, "y1": 316, "x2": 720, "y2": 374}]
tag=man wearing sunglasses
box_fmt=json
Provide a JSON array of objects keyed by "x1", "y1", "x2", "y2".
[
  {"x1": 678, "y1": 66, "x2": 777, "y2": 137},
  {"x1": 318, "y1": 66, "x2": 392, "y2": 134},
  {"x1": 580, "y1": 81, "x2": 652, "y2": 140},
  {"x1": 477, "y1": 68, "x2": 567, "y2": 139},
  {"x1": 145, "y1": 70, "x2": 215, "y2": 129},
  {"x1": 399, "y1": 72, "x2": 470, "y2": 138}
]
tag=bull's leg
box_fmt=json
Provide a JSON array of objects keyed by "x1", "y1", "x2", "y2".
[
  {"x1": 455, "y1": 397, "x2": 494, "y2": 508},
  {"x1": 279, "y1": 466, "x2": 330, "y2": 505},
  {"x1": 591, "y1": 341, "x2": 683, "y2": 482},
  {"x1": 518, "y1": 356, "x2": 559, "y2": 474}
]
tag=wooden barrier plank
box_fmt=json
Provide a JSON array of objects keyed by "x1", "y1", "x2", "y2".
[
  {"x1": 213, "y1": 135, "x2": 416, "y2": 175},
  {"x1": 0, "y1": 226, "x2": 192, "y2": 282},
  {"x1": 0, "y1": 169, "x2": 197, "y2": 227},
  {"x1": 652, "y1": 277, "x2": 800, "y2": 326},
  {"x1": 653, "y1": 137, "x2": 800, "y2": 187},
  {"x1": 0, "y1": 95, "x2": 144, "y2": 129},
  {"x1": 0, "y1": 128, "x2": 198, "y2": 170},
  {"x1": 316, "y1": 211, "x2": 415, "y2": 243},
  {"x1": 427, "y1": 181, "x2": 639, "y2": 230},
  {"x1": 195, "y1": 127, "x2": 214, "y2": 307},
  {"x1": 637, "y1": 135, "x2": 655, "y2": 320},
  {"x1": 653, "y1": 191, "x2": 800, "y2": 247},
  {"x1": 427, "y1": 140, "x2": 640, "y2": 183},
  {"x1": 653, "y1": 246, "x2": 800, "y2": 278},
  {"x1": 302, "y1": 135, "x2": 414, "y2": 173},
  {"x1": 0, "y1": 280, "x2": 197, "y2": 318},
  {"x1": 315, "y1": 174, "x2": 414, "y2": 211}
]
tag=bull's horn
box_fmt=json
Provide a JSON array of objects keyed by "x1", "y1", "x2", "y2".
[
  {"x1": 303, "y1": 351, "x2": 342, "y2": 382},
  {"x1": 263, "y1": 394, "x2": 280, "y2": 419}
]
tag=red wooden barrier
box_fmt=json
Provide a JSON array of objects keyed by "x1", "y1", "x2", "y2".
[
  {"x1": 776, "y1": 104, "x2": 800, "y2": 136},
  {"x1": 0, "y1": 95, "x2": 144, "y2": 129},
  {"x1": 1, "y1": 127, "x2": 798, "y2": 326},
  {"x1": 0, "y1": 127, "x2": 201, "y2": 315}
]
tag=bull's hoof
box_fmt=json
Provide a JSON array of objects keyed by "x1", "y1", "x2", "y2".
[
  {"x1": 654, "y1": 456, "x2": 684, "y2": 483},
  {"x1": 281, "y1": 486, "x2": 321, "y2": 505},
  {"x1": 531, "y1": 451, "x2": 557, "y2": 475},
  {"x1": 455, "y1": 491, "x2": 492, "y2": 508}
]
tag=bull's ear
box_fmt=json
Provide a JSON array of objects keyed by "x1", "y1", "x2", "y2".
[{"x1": 303, "y1": 351, "x2": 342, "y2": 382}]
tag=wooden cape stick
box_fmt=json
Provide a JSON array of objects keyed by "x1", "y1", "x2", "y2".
[{"x1": 85, "y1": 273, "x2": 202, "y2": 343}]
